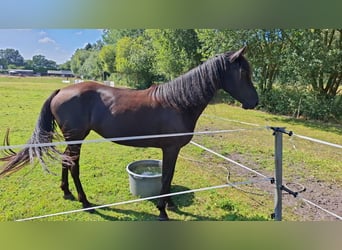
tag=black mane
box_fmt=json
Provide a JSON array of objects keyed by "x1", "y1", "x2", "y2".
[{"x1": 155, "y1": 52, "x2": 232, "y2": 110}]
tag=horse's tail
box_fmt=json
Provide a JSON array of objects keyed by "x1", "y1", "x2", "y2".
[{"x1": 0, "y1": 89, "x2": 67, "y2": 177}]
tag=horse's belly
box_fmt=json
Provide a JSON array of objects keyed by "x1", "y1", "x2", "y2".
[{"x1": 92, "y1": 113, "x2": 193, "y2": 148}]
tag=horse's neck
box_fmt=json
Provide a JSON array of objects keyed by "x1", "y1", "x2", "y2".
[{"x1": 156, "y1": 63, "x2": 221, "y2": 112}]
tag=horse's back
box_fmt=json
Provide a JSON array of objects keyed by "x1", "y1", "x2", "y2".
[{"x1": 49, "y1": 81, "x2": 160, "y2": 137}]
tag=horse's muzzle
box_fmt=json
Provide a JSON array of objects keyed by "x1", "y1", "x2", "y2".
[{"x1": 242, "y1": 100, "x2": 258, "y2": 109}]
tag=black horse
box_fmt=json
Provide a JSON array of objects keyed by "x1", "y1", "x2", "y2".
[{"x1": 0, "y1": 47, "x2": 258, "y2": 220}]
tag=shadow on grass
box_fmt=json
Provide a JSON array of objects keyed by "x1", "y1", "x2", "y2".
[
  {"x1": 89, "y1": 185, "x2": 268, "y2": 221},
  {"x1": 92, "y1": 204, "x2": 268, "y2": 221}
]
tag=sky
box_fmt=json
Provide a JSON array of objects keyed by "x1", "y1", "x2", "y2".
[{"x1": 0, "y1": 29, "x2": 103, "y2": 64}]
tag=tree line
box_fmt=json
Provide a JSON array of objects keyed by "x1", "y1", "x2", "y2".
[{"x1": 0, "y1": 48, "x2": 71, "y2": 73}]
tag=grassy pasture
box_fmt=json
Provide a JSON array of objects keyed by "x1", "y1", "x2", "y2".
[{"x1": 0, "y1": 76, "x2": 341, "y2": 221}]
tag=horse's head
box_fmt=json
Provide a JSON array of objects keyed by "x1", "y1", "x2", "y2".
[{"x1": 221, "y1": 47, "x2": 259, "y2": 109}]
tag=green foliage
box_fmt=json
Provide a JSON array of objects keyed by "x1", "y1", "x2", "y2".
[
  {"x1": 0, "y1": 48, "x2": 24, "y2": 68},
  {"x1": 102, "y1": 29, "x2": 145, "y2": 45},
  {"x1": 78, "y1": 51, "x2": 103, "y2": 80},
  {"x1": 109, "y1": 29, "x2": 202, "y2": 87},
  {"x1": 196, "y1": 29, "x2": 230, "y2": 58},
  {"x1": 70, "y1": 49, "x2": 92, "y2": 78},
  {"x1": 115, "y1": 37, "x2": 130, "y2": 71},
  {"x1": 259, "y1": 85, "x2": 342, "y2": 122},
  {"x1": 58, "y1": 60, "x2": 71, "y2": 70},
  {"x1": 31, "y1": 55, "x2": 57, "y2": 73},
  {"x1": 70, "y1": 41, "x2": 105, "y2": 80},
  {"x1": 115, "y1": 36, "x2": 155, "y2": 88},
  {"x1": 147, "y1": 29, "x2": 201, "y2": 80},
  {"x1": 99, "y1": 44, "x2": 116, "y2": 74},
  {"x1": 281, "y1": 29, "x2": 342, "y2": 96}
]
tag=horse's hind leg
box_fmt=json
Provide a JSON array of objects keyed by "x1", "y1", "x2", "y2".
[
  {"x1": 61, "y1": 145, "x2": 77, "y2": 200},
  {"x1": 60, "y1": 163, "x2": 75, "y2": 200},
  {"x1": 64, "y1": 143, "x2": 92, "y2": 209}
]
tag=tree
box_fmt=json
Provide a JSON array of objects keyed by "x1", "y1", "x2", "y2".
[
  {"x1": 70, "y1": 49, "x2": 91, "y2": 77},
  {"x1": 282, "y1": 29, "x2": 342, "y2": 96},
  {"x1": 247, "y1": 30, "x2": 288, "y2": 92},
  {"x1": 70, "y1": 42, "x2": 106, "y2": 80},
  {"x1": 0, "y1": 48, "x2": 24, "y2": 69},
  {"x1": 31, "y1": 55, "x2": 57, "y2": 73},
  {"x1": 58, "y1": 60, "x2": 71, "y2": 70},
  {"x1": 0, "y1": 57, "x2": 6, "y2": 69},
  {"x1": 115, "y1": 36, "x2": 155, "y2": 88},
  {"x1": 24, "y1": 59, "x2": 33, "y2": 70},
  {"x1": 196, "y1": 29, "x2": 237, "y2": 59},
  {"x1": 78, "y1": 51, "x2": 103, "y2": 80},
  {"x1": 99, "y1": 44, "x2": 116, "y2": 74},
  {"x1": 102, "y1": 29, "x2": 145, "y2": 45},
  {"x1": 84, "y1": 43, "x2": 93, "y2": 51},
  {"x1": 147, "y1": 29, "x2": 201, "y2": 80}
]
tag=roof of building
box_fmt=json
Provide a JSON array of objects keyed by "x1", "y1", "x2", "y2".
[{"x1": 47, "y1": 70, "x2": 74, "y2": 75}]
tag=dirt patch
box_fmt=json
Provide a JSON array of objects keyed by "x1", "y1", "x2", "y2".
[
  {"x1": 206, "y1": 152, "x2": 342, "y2": 221},
  {"x1": 286, "y1": 180, "x2": 342, "y2": 221}
]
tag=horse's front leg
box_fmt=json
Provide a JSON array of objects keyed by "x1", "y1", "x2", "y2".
[{"x1": 157, "y1": 146, "x2": 180, "y2": 221}]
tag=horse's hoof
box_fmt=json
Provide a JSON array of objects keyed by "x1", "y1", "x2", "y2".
[
  {"x1": 85, "y1": 208, "x2": 95, "y2": 214},
  {"x1": 158, "y1": 215, "x2": 169, "y2": 221},
  {"x1": 157, "y1": 211, "x2": 169, "y2": 221},
  {"x1": 82, "y1": 203, "x2": 95, "y2": 213},
  {"x1": 63, "y1": 193, "x2": 75, "y2": 200}
]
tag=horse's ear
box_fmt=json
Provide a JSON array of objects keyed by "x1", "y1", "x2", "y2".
[{"x1": 228, "y1": 46, "x2": 247, "y2": 63}]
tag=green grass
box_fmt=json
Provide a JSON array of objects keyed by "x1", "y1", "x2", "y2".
[{"x1": 0, "y1": 76, "x2": 341, "y2": 221}]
